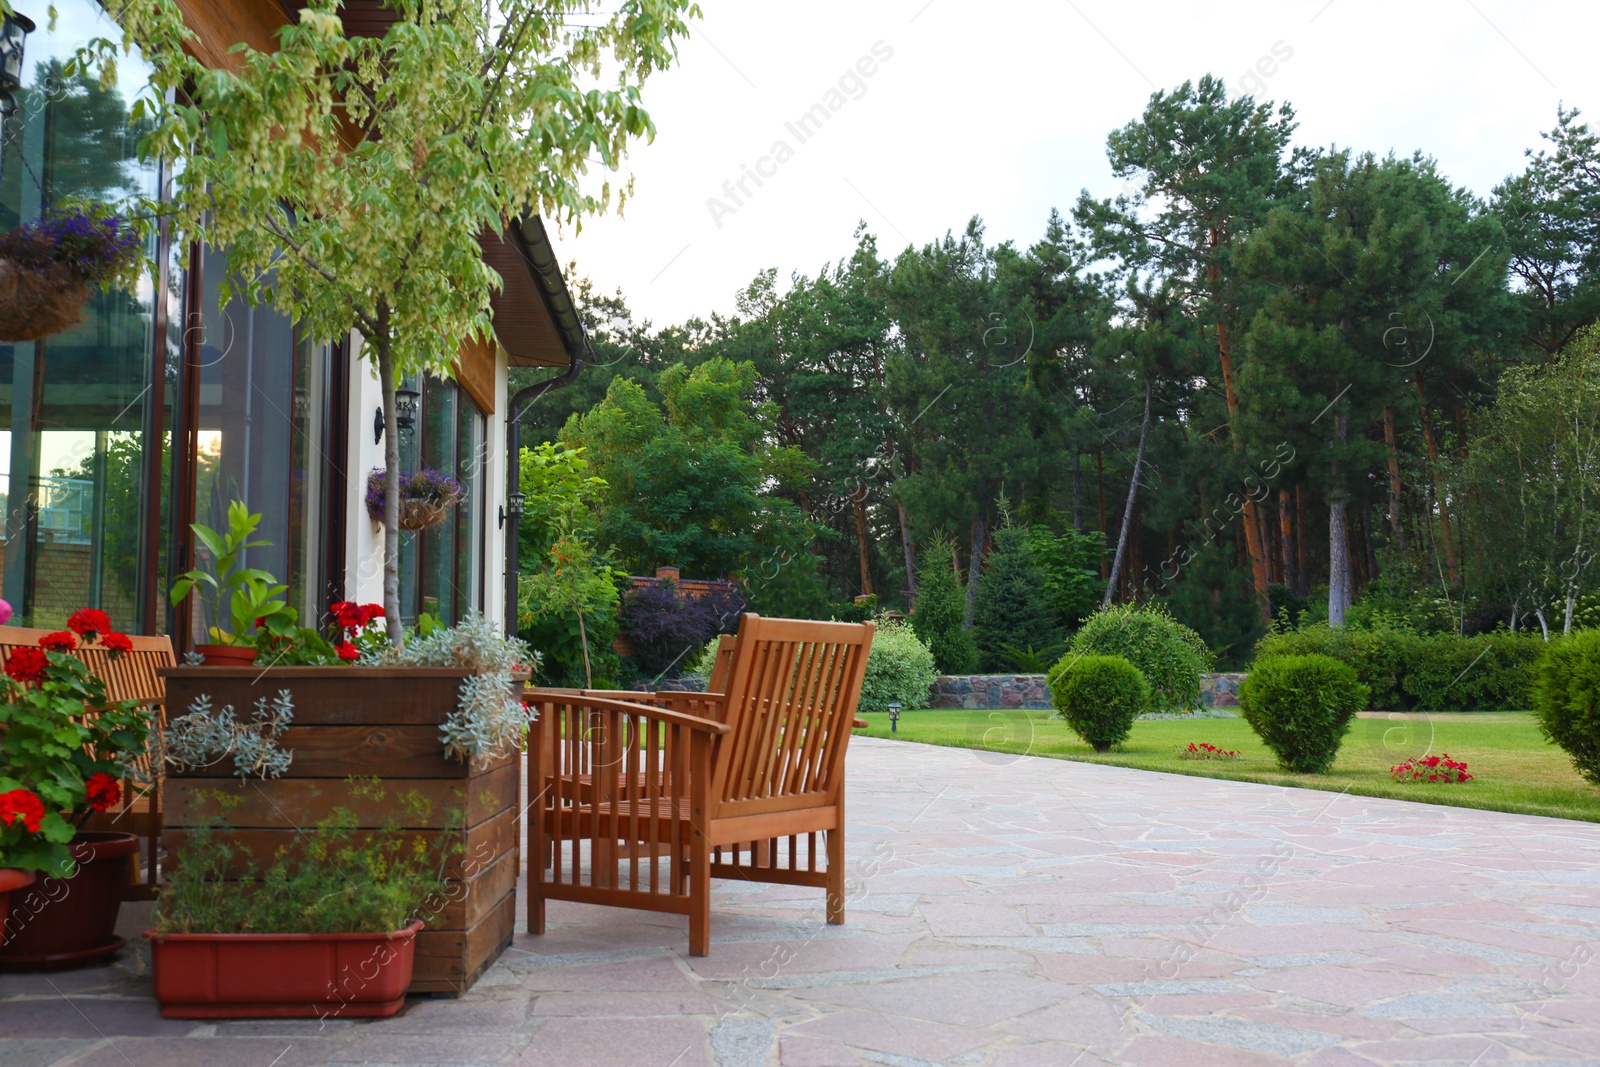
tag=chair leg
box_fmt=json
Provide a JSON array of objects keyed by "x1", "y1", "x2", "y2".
[
  {"x1": 688, "y1": 831, "x2": 711, "y2": 956},
  {"x1": 825, "y1": 823, "x2": 845, "y2": 926}
]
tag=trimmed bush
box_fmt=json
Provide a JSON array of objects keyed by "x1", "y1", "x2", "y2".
[
  {"x1": 858, "y1": 620, "x2": 938, "y2": 716},
  {"x1": 1255, "y1": 624, "x2": 1544, "y2": 711},
  {"x1": 1048, "y1": 654, "x2": 1148, "y2": 752},
  {"x1": 1239, "y1": 654, "x2": 1369, "y2": 773},
  {"x1": 1069, "y1": 602, "x2": 1210, "y2": 713},
  {"x1": 1531, "y1": 630, "x2": 1600, "y2": 787}
]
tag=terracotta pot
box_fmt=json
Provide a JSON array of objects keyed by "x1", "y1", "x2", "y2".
[
  {"x1": 0, "y1": 832, "x2": 138, "y2": 971},
  {"x1": 194, "y1": 644, "x2": 258, "y2": 666},
  {"x1": 0, "y1": 868, "x2": 36, "y2": 949},
  {"x1": 147, "y1": 920, "x2": 424, "y2": 1018}
]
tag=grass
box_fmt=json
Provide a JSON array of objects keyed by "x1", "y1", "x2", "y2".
[{"x1": 857, "y1": 708, "x2": 1600, "y2": 823}]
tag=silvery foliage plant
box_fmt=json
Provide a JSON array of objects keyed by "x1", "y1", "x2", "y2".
[
  {"x1": 160, "y1": 689, "x2": 295, "y2": 779},
  {"x1": 380, "y1": 612, "x2": 539, "y2": 762}
]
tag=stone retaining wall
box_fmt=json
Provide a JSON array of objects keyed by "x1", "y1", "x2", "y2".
[{"x1": 926, "y1": 672, "x2": 1247, "y2": 710}]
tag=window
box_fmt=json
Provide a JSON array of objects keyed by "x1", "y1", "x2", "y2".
[{"x1": 396, "y1": 375, "x2": 484, "y2": 624}]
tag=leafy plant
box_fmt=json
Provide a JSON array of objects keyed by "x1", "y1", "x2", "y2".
[
  {"x1": 620, "y1": 579, "x2": 746, "y2": 681},
  {"x1": 1001, "y1": 643, "x2": 1066, "y2": 673},
  {"x1": 169, "y1": 500, "x2": 288, "y2": 646},
  {"x1": 1178, "y1": 742, "x2": 1240, "y2": 761},
  {"x1": 973, "y1": 526, "x2": 1061, "y2": 672},
  {"x1": 1069, "y1": 602, "x2": 1210, "y2": 713},
  {"x1": 1531, "y1": 630, "x2": 1600, "y2": 786},
  {"x1": 154, "y1": 781, "x2": 454, "y2": 935},
  {"x1": 384, "y1": 613, "x2": 537, "y2": 762},
  {"x1": 364, "y1": 467, "x2": 464, "y2": 522},
  {"x1": 160, "y1": 690, "x2": 295, "y2": 780},
  {"x1": 1048, "y1": 653, "x2": 1148, "y2": 752},
  {"x1": 857, "y1": 620, "x2": 937, "y2": 716},
  {"x1": 1391, "y1": 754, "x2": 1474, "y2": 783},
  {"x1": 0, "y1": 613, "x2": 150, "y2": 873},
  {"x1": 911, "y1": 536, "x2": 978, "y2": 675},
  {"x1": 1238, "y1": 654, "x2": 1368, "y2": 773},
  {"x1": 1026, "y1": 525, "x2": 1106, "y2": 632}
]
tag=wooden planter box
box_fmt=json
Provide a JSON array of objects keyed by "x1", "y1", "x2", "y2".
[{"x1": 160, "y1": 667, "x2": 523, "y2": 996}]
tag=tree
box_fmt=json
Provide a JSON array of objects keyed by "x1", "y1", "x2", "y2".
[
  {"x1": 91, "y1": 0, "x2": 696, "y2": 642},
  {"x1": 911, "y1": 536, "x2": 978, "y2": 674},
  {"x1": 972, "y1": 525, "x2": 1059, "y2": 671}
]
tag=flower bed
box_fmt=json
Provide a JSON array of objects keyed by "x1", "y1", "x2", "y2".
[{"x1": 1391, "y1": 754, "x2": 1474, "y2": 784}]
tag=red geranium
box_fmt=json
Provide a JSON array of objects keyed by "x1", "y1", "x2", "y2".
[
  {"x1": 0, "y1": 788, "x2": 45, "y2": 833},
  {"x1": 335, "y1": 641, "x2": 360, "y2": 662},
  {"x1": 101, "y1": 632, "x2": 133, "y2": 656},
  {"x1": 85, "y1": 773, "x2": 121, "y2": 812},
  {"x1": 331, "y1": 601, "x2": 365, "y2": 630},
  {"x1": 5, "y1": 646, "x2": 49, "y2": 683},
  {"x1": 38, "y1": 631, "x2": 77, "y2": 652},
  {"x1": 360, "y1": 603, "x2": 384, "y2": 621},
  {"x1": 66, "y1": 608, "x2": 112, "y2": 640}
]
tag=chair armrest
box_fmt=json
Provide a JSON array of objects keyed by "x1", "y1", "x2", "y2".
[{"x1": 523, "y1": 690, "x2": 732, "y2": 736}]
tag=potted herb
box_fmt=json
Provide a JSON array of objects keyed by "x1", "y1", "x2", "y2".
[
  {"x1": 0, "y1": 613, "x2": 151, "y2": 970},
  {"x1": 170, "y1": 501, "x2": 291, "y2": 664},
  {"x1": 0, "y1": 205, "x2": 143, "y2": 342},
  {"x1": 160, "y1": 613, "x2": 538, "y2": 993},
  {"x1": 147, "y1": 781, "x2": 450, "y2": 1018},
  {"x1": 366, "y1": 468, "x2": 464, "y2": 531}
]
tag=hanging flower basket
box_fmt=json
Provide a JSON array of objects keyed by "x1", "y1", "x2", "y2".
[
  {"x1": 0, "y1": 208, "x2": 141, "y2": 344},
  {"x1": 366, "y1": 468, "x2": 464, "y2": 531}
]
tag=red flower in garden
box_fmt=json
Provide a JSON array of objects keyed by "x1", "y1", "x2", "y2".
[
  {"x1": 336, "y1": 641, "x2": 360, "y2": 662},
  {"x1": 66, "y1": 608, "x2": 112, "y2": 640},
  {"x1": 5, "y1": 646, "x2": 49, "y2": 683},
  {"x1": 85, "y1": 773, "x2": 121, "y2": 812},
  {"x1": 101, "y1": 632, "x2": 133, "y2": 657},
  {"x1": 360, "y1": 603, "x2": 384, "y2": 621},
  {"x1": 0, "y1": 788, "x2": 45, "y2": 833},
  {"x1": 331, "y1": 601, "x2": 365, "y2": 630},
  {"x1": 37, "y1": 631, "x2": 76, "y2": 652}
]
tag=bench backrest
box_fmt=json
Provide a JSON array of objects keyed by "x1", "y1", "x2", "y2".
[{"x1": 0, "y1": 625, "x2": 174, "y2": 710}]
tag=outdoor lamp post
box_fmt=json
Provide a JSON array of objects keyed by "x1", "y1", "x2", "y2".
[
  {"x1": 499, "y1": 490, "x2": 525, "y2": 530},
  {"x1": 887, "y1": 701, "x2": 901, "y2": 733}
]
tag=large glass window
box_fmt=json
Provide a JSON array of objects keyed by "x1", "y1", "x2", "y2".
[
  {"x1": 396, "y1": 375, "x2": 484, "y2": 624},
  {"x1": 0, "y1": 1, "x2": 169, "y2": 630}
]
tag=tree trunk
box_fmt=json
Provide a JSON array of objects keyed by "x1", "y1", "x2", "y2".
[
  {"x1": 1295, "y1": 484, "x2": 1308, "y2": 597},
  {"x1": 1215, "y1": 318, "x2": 1272, "y2": 623},
  {"x1": 1278, "y1": 487, "x2": 1295, "y2": 594},
  {"x1": 897, "y1": 499, "x2": 916, "y2": 603},
  {"x1": 1096, "y1": 450, "x2": 1108, "y2": 579},
  {"x1": 851, "y1": 485, "x2": 874, "y2": 597},
  {"x1": 1415, "y1": 372, "x2": 1459, "y2": 584},
  {"x1": 964, "y1": 502, "x2": 987, "y2": 628},
  {"x1": 1071, "y1": 449, "x2": 1082, "y2": 531},
  {"x1": 1104, "y1": 385, "x2": 1152, "y2": 606},
  {"x1": 1381, "y1": 405, "x2": 1406, "y2": 552},
  {"x1": 1328, "y1": 414, "x2": 1351, "y2": 628},
  {"x1": 374, "y1": 315, "x2": 403, "y2": 647}
]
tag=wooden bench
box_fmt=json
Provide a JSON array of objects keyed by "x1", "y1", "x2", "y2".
[{"x1": 0, "y1": 626, "x2": 174, "y2": 899}]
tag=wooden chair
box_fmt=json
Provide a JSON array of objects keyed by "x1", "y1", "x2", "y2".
[
  {"x1": 524, "y1": 613, "x2": 874, "y2": 955},
  {"x1": 0, "y1": 626, "x2": 174, "y2": 899}
]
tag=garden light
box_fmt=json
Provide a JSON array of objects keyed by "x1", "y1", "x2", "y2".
[
  {"x1": 0, "y1": 13, "x2": 34, "y2": 108},
  {"x1": 888, "y1": 701, "x2": 900, "y2": 732},
  {"x1": 394, "y1": 385, "x2": 422, "y2": 431}
]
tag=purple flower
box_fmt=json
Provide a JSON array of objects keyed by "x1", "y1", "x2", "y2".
[{"x1": 0, "y1": 206, "x2": 141, "y2": 285}]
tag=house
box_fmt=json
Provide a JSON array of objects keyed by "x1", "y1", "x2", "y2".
[{"x1": 0, "y1": 0, "x2": 585, "y2": 644}]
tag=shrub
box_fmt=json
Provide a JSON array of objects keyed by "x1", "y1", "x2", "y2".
[
  {"x1": 973, "y1": 527, "x2": 1060, "y2": 671},
  {"x1": 1531, "y1": 630, "x2": 1600, "y2": 786},
  {"x1": 1025, "y1": 525, "x2": 1104, "y2": 631},
  {"x1": 1069, "y1": 602, "x2": 1210, "y2": 713},
  {"x1": 911, "y1": 537, "x2": 978, "y2": 674},
  {"x1": 1048, "y1": 654, "x2": 1148, "y2": 752},
  {"x1": 1238, "y1": 654, "x2": 1368, "y2": 773},
  {"x1": 857, "y1": 620, "x2": 938, "y2": 716},
  {"x1": 1255, "y1": 623, "x2": 1406, "y2": 709},
  {"x1": 621, "y1": 579, "x2": 746, "y2": 680}
]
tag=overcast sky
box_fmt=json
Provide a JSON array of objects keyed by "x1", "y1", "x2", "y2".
[{"x1": 549, "y1": 0, "x2": 1598, "y2": 329}]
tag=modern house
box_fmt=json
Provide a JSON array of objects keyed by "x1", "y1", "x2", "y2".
[{"x1": 1, "y1": 0, "x2": 584, "y2": 645}]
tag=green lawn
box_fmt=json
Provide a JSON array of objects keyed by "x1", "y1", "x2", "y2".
[{"x1": 857, "y1": 708, "x2": 1600, "y2": 823}]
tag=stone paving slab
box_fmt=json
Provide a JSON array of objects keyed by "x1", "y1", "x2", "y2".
[{"x1": 3, "y1": 737, "x2": 1600, "y2": 1066}]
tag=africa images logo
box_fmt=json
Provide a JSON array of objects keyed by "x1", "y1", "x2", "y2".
[{"x1": 706, "y1": 40, "x2": 895, "y2": 228}]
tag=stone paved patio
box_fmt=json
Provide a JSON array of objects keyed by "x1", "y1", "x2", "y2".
[{"x1": 5, "y1": 736, "x2": 1600, "y2": 1066}]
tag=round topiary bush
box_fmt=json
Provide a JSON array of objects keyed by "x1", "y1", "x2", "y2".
[
  {"x1": 1531, "y1": 629, "x2": 1600, "y2": 786},
  {"x1": 1069, "y1": 603, "x2": 1211, "y2": 713},
  {"x1": 857, "y1": 620, "x2": 938, "y2": 716},
  {"x1": 1048, "y1": 653, "x2": 1149, "y2": 752},
  {"x1": 1239, "y1": 654, "x2": 1369, "y2": 773}
]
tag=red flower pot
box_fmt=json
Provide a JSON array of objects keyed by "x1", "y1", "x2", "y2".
[
  {"x1": 0, "y1": 831, "x2": 139, "y2": 970},
  {"x1": 0, "y1": 868, "x2": 37, "y2": 948},
  {"x1": 146, "y1": 920, "x2": 424, "y2": 1019},
  {"x1": 194, "y1": 644, "x2": 258, "y2": 666}
]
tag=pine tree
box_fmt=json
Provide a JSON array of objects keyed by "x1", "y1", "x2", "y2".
[
  {"x1": 911, "y1": 537, "x2": 979, "y2": 674},
  {"x1": 972, "y1": 527, "x2": 1061, "y2": 671}
]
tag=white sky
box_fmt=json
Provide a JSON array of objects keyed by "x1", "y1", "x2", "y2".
[{"x1": 549, "y1": 0, "x2": 1598, "y2": 329}]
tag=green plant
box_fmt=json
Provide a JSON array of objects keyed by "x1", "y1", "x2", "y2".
[
  {"x1": 169, "y1": 500, "x2": 289, "y2": 646},
  {"x1": 1177, "y1": 741, "x2": 1240, "y2": 760},
  {"x1": 154, "y1": 781, "x2": 454, "y2": 935},
  {"x1": 1238, "y1": 654, "x2": 1368, "y2": 773},
  {"x1": 911, "y1": 536, "x2": 978, "y2": 674},
  {"x1": 0, "y1": 613, "x2": 150, "y2": 873},
  {"x1": 1531, "y1": 630, "x2": 1600, "y2": 786},
  {"x1": 160, "y1": 691, "x2": 295, "y2": 780},
  {"x1": 1391, "y1": 754, "x2": 1473, "y2": 783},
  {"x1": 1048, "y1": 654, "x2": 1148, "y2": 752},
  {"x1": 1069, "y1": 602, "x2": 1211, "y2": 713},
  {"x1": 857, "y1": 620, "x2": 937, "y2": 716},
  {"x1": 973, "y1": 527, "x2": 1060, "y2": 672},
  {"x1": 383, "y1": 613, "x2": 538, "y2": 761},
  {"x1": 1000, "y1": 643, "x2": 1066, "y2": 673},
  {"x1": 1025, "y1": 525, "x2": 1105, "y2": 631}
]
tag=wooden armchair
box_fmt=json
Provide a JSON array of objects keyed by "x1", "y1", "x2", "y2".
[
  {"x1": 0, "y1": 626, "x2": 174, "y2": 898},
  {"x1": 524, "y1": 614, "x2": 874, "y2": 955}
]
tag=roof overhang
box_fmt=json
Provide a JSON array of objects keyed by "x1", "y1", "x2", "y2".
[{"x1": 481, "y1": 215, "x2": 588, "y2": 369}]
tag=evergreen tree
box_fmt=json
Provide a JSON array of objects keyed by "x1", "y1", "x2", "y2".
[
  {"x1": 972, "y1": 526, "x2": 1061, "y2": 671},
  {"x1": 911, "y1": 537, "x2": 979, "y2": 674}
]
